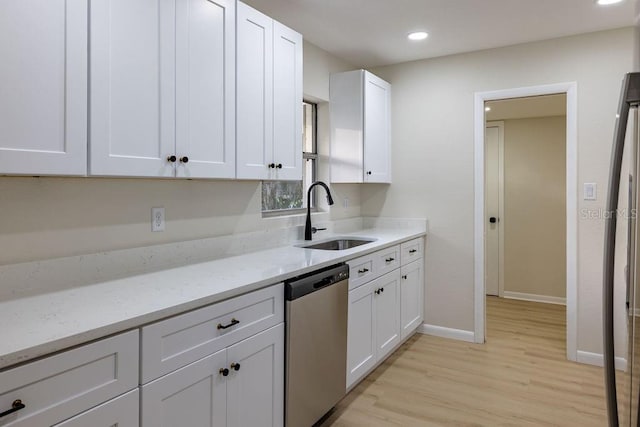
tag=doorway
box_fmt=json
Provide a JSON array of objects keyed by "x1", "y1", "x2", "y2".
[{"x1": 473, "y1": 82, "x2": 578, "y2": 362}]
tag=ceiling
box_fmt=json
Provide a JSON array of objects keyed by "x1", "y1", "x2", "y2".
[
  {"x1": 243, "y1": 0, "x2": 638, "y2": 68},
  {"x1": 486, "y1": 94, "x2": 567, "y2": 121}
]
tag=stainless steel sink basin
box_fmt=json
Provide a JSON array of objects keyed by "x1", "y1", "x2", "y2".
[{"x1": 300, "y1": 238, "x2": 376, "y2": 251}]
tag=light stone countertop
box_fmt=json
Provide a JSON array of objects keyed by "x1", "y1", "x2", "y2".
[{"x1": 0, "y1": 226, "x2": 426, "y2": 370}]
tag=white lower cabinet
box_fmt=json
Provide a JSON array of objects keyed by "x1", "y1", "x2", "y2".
[
  {"x1": 401, "y1": 259, "x2": 424, "y2": 340},
  {"x1": 374, "y1": 271, "x2": 402, "y2": 361},
  {"x1": 141, "y1": 349, "x2": 227, "y2": 427},
  {"x1": 54, "y1": 390, "x2": 139, "y2": 427},
  {"x1": 346, "y1": 238, "x2": 425, "y2": 389},
  {"x1": 0, "y1": 331, "x2": 139, "y2": 427},
  {"x1": 226, "y1": 324, "x2": 284, "y2": 427},
  {"x1": 346, "y1": 280, "x2": 377, "y2": 388},
  {"x1": 347, "y1": 270, "x2": 401, "y2": 389},
  {"x1": 140, "y1": 283, "x2": 284, "y2": 427},
  {"x1": 141, "y1": 324, "x2": 283, "y2": 427}
]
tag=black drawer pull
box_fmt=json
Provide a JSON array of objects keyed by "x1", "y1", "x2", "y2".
[
  {"x1": 358, "y1": 268, "x2": 369, "y2": 274},
  {"x1": 402, "y1": 275, "x2": 408, "y2": 280},
  {"x1": 0, "y1": 400, "x2": 25, "y2": 418},
  {"x1": 217, "y1": 318, "x2": 240, "y2": 330},
  {"x1": 219, "y1": 368, "x2": 229, "y2": 377},
  {"x1": 385, "y1": 257, "x2": 395, "y2": 263},
  {"x1": 231, "y1": 362, "x2": 241, "y2": 371},
  {"x1": 409, "y1": 249, "x2": 417, "y2": 254}
]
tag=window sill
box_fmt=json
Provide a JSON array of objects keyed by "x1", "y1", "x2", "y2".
[{"x1": 261, "y1": 208, "x2": 318, "y2": 219}]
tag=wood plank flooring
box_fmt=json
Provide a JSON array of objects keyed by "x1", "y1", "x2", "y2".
[{"x1": 320, "y1": 297, "x2": 607, "y2": 426}]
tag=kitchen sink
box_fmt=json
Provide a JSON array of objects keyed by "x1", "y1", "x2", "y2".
[{"x1": 299, "y1": 238, "x2": 376, "y2": 251}]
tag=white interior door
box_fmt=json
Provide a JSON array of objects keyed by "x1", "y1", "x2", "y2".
[{"x1": 485, "y1": 121, "x2": 504, "y2": 297}]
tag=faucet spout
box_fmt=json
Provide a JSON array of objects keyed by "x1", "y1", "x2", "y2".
[{"x1": 305, "y1": 181, "x2": 334, "y2": 241}]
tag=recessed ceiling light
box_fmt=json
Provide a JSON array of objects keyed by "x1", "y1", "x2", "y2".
[
  {"x1": 596, "y1": 0, "x2": 624, "y2": 5},
  {"x1": 485, "y1": 106, "x2": 492, "y2": 112},
  {"x1": 407, "y1": 31, "x2": 428, "y2": 41}
]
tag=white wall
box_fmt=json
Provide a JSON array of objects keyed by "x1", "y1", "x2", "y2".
[
  {"x1": 363, "y1": 28, "x2": 635, "y2": 354},
  {"x1": 0, "y1": 41, "x2": 357, "y2": 266},
  {"x1": 502, "y1": 116, "x2": 566, "y2": 299}
]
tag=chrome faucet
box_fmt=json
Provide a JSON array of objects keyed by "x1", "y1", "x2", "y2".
[{"x1": 305, "y1": 181, "x2": 334, "y2": 240}]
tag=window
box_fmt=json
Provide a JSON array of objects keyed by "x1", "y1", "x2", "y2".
[{"x1": 262, "y1": 101, "x2": 317, "y2": 214}]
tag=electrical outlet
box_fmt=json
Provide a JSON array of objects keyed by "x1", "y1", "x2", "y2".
[
  {"x1": 343, "y1": 198, "x2": 349, "y2": 208},
  {"x1": 151, "y1": 207, "x2": 165, "y2": 232}
]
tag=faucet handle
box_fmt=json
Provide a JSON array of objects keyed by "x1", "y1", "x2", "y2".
[{"x1": 311, "y1": 227, "x2": 327, "y2": 234}]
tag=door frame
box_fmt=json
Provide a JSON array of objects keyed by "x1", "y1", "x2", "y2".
[
  {"x1": 485, "y1": 121, "x2": 505, "y2": 297},
  {"x1": 473, "y1": 82, "x2": 578, "y2": 362}
]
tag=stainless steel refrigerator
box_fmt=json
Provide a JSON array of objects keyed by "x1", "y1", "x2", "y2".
[{"x1": 604, "y1": 72, "x2": 640, "y2": 426}]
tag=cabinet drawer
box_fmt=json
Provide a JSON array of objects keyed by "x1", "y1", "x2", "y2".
[
  {"x1": 347, "y1": 253, "x2": 376, "y2": 290},
  {"x1": 374, "y1": 245, "x2": 400, "y2": 277},
  {"x1": 54, "y1": 389, "x2": 139, "y2": 427},
  {"x1": 141, "y1": 283, "x2": 284, "y2": 383},
  {"x1": 401, "y1": 238, "x2": 424, "y2": 266},
  {"x1": 0, "y1": 330, "x2": 138, "y2": 427}
]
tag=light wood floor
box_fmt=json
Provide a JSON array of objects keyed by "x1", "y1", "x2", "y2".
[{"x1": 320, "y1": 297, "x2": 607, "y2": 426}]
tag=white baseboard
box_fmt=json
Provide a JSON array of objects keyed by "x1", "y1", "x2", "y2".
[
  {"x1": 419, "y1": 323, "x2": 475, "y2": 343},
  {"x1": 502, "y1": 291, "x2": 566, "y2": 306},
  {"x1": 576, "y1": 350, "x2": 627, "y2": 371}
]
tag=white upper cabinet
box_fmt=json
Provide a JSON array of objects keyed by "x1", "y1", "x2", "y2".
[
  {"x1": 236, "y1": 2, "x2": 302, "y2": 181},
  {"x1": 330, "y1": 70, "x2": 392, "y2": 183},
  {"x1": 0, "y1": 0, "x2": 88, "y2": 176},
  {"x1": 175, "y1": 0, "x2": 236, "y2": 178},
  {"x1": 90, "y1": 0, "x2": 235, "y2": 178},
  {"x1": 272, "y1": 21, "x2": 303, "y2": 181},
  {"x1": 236, "y1": 3, "x2": 273, "y2": 180}
]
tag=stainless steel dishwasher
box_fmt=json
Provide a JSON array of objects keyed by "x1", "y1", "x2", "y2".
[{"x1": 285, "y1": 263, "x2": 349, "y2": 427}]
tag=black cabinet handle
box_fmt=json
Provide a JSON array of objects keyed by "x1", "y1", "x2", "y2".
[
  {"x1": 219, "y1": 368, "x2": 229, "y2": 377},
  {"x1": 217, "y1": 318, "x2": 240, "y2": 330},
  {"x1": 276, "y1": 163, "x2": 283, "y2": 169},
  {"x1": 489, "y1": 217, "x2": 498, "y2": 223},
  {"x1": 366, "y1": 171, "x2": 372, "y2": 175},
  {"x1": 167, "y1": 155, "x2": 177, "y2": 163},
  {"x1": 268, "y1": 163, "x2": 275, "y2": 169},
  {"x1": 385, "y1": 257, "x2": 395, "y2": 263},
  {"x1": 0, "y1": 400, "x2": 25, "y2": 418},
  {"x1": 374, "y1": 289, "x2": 380, "y2": 295},
  {"x1": 409, "y1": 249, "x2": 417, "y2": 254},
  {"x1": 358, "y1": 268, "x2": 369, "y2": 274},
  {"x1": 180, "y1": 156, "x2": 189, "y2": 163},
  {"x1": 380, "y1": 287, "x2": 384, "y2": 293},
  {"x1": 231, "y1": 362, "x2": 241, "y2": 371},
  {"x1": 402, "y1": 275, "x2": 408, "y2": 280}
]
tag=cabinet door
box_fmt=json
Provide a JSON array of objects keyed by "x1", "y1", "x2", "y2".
[
  {"x1": 400, "y1": 259, "x2": 424, "y2": 340},
  {"x1": 363, "y1": 71, "x2": 391, "y2": 183},
  {"x1": 226, "y1": 324, "x2": 284, "y2": 427},
  {"x1": 236, "y1": 2, "x2": 273, "y2": 180},
  {"x1": 175, "y1": 0, "x2": 235, "y2": 179},
  {"x1": 90, "y1": 0, "x2": 175, "y2": 177},
  {"x1": 54, "y1": 390, "x2": 139, "y2": 427},
  {"x1": 373, "y1": 270, "x2": 401, "y2": 361},
  {"x1": 346, "y1": 281, "x2": 376, "y2": 389},
  {"x1": 141, "y1": 349, "x2": 227, "y2": 427},
  {"x1": 0, "y1": 0, "x2": 87, "y2": 176},
  {"x1": 272, "y1": 21, "x2": 303, "y2": 181}
]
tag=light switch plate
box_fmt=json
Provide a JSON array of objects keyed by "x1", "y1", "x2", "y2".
[{"x1": 583, "y1": 183, "x2": 597, "y2": 201}]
